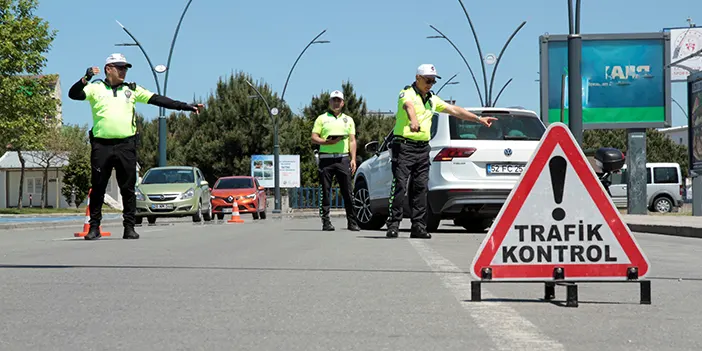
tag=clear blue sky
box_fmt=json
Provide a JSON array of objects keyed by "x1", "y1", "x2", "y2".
[{"x1": 37, "y1": 0, "x2": 700, "y2": 128}]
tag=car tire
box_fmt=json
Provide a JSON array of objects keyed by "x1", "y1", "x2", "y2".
[
  {"x1": 653, "y1": 196, "x2": 673, "y2": 213},
  {"x1": 203, "y1": 201, "x2": 213, "y2": 221},
  {"x1": 353, "y1": 180, "x2": 386, "y2": 230},
  {"x1": 147, "y1": 216, "x2": 156, "y2": 225},
  {"x1": 463, "y1": 217, "x2": 492, "y2": 233},
  {"x1": 426, "y1": 212, "x2": 441, "y2": 233},
  {"x1": 192, "y1": 203, "x2": 202, "y2": 222},
  {"x1": 135, "y1": 216, "x2": 143, "y2": 225}
]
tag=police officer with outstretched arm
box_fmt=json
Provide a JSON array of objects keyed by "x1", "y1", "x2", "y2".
[
  {"x1": 386, "y1": 64, "x2": 497, "y2": 239},
  {"x1": 68, "y1": 53, "x2": 203, "y2": 240},
  {"x1": 311, "y1": 90, "x2": 360, "y2": 232}
]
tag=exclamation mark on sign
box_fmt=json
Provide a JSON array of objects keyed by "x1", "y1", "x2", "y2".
[{"x1": 549, "y1": 156, "x2": 567, "y2": 221}]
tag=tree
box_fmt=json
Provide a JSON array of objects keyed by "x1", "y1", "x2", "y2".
[
  {"x1": 182, "y1": 72, "x2": 292, "y2": 185},
  {"x1": 583, "y1": 128, "x2": 689, "y2": 177},
  {"x1": 0, "y1": 0, "x2": 58, "y2": 209},
  {"x1": 27, "y1": 122, "x2": 70, "y2": 208}
]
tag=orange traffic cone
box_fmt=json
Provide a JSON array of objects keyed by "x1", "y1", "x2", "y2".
[
  {"x1": 227, "y1": 199, "x2": 244, "y2": 223},
  {"x1": 74, "y1": 189, "x2": 112, "y2": 237}
]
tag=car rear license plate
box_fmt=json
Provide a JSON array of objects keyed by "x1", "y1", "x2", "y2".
[
  {"x1": 151, "y1": 204, "x2": 173, "y2": 210},
  {"x1": 222, "y1": 208, "x2": 232, "y2": 213},
  {"x1": 487, "y1": 164, "x2": 525, "y2": 175}
]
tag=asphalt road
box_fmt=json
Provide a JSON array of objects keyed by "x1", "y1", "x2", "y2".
[{"x1": 0, "y1": 216, "x2": 699, "y2": 350}]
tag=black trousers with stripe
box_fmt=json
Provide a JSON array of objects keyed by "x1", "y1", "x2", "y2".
[
  {"x1": 386, "y1": 140, "x2": 431, "y2": 231},
  {"x1": 89, "y1": 131, "x2": 138, "y2": 229},
  {"x1": 318, "y1": 156, "x2": 357, "y2": 224}
]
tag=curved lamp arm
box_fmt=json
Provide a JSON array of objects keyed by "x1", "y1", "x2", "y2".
[
  {"x1": 281, "y1": 29, "x2": 328, "y2": 103},
  {"x1": 487, "y1": 21, "x2": 526, "y2": 106},
  {"x1": 163, "y1": 0, "x2": 194, "y2": 98},
  {"x1": 116, "y1": 20, "x2": 161, "y2": 95},
  {"x1": 246, "y1": 80, "x2": 274, "y2": 125},
  {"x1": 428, "y1": 25, "x2": 484, "y2": 106},
  {"x1": 492, "y1": 78, "x2": 513, "y2": 107}
]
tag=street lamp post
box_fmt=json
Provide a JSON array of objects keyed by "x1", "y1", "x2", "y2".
[
  {"x1": 428, "y1": 1, "x2": 526, "y2": 107},
  {"x1": 435, "y1": 73, "x2": 460, "y2": 95},
  {"x1": 246, "y1": 30, "x2": 329, "y2": 214},
  {"x1": 115, "y1": 0, "x2": 194, "y2": 167}
]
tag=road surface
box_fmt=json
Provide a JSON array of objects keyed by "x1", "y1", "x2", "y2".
[{"x1": 0, "y1": 217, "x2": 699, "y2": 350}]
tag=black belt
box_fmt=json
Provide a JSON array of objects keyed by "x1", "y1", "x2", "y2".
[
  {"x1": 318, "y1": 153, "x2": 349, "y2": 159},
  {"x1": 393, "y1": 136, "x2": 429, "y2": 145},
  {"x1": 90, "y1": 130, "x2": 138, "y2": 145}
]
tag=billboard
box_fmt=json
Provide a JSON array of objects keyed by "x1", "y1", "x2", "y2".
[
  {"x1": 539, "y1": 33, "x2": 672, "y2": 129},
  {"x1": 667, "y1": 27, "x2": 702, "y2": 82},
  {"x1": 688, "y1": 72, "x2": 702, "y2": 171},
  {"x1": 250, "y1": 154, "x2": 301, "y2": 188}
]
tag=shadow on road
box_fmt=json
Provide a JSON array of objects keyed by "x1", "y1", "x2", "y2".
[
  {"x1": 466, "y1": 297, "x2": 640, "y2": 307},
  {"x1": 0, "y1": 263, "x2": 459, "y2": 275}
]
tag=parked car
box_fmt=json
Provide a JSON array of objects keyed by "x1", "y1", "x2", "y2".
[
  {"x1": 211, "y1": 176, "x2": 267, "y2": 220},
  {"x1": 135, "y1": 166, "x2": 212, "y2": 224},
  {"x1": 608, "y1": 162, "x2": 684, "y2": 213},
  {"x1": 352, "y1": 107, "x2": 546, "y2": 232}
]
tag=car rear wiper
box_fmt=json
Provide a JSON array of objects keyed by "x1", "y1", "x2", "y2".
[{"x1": 503, "y1": 135, "x2": 540, "y2": 140}]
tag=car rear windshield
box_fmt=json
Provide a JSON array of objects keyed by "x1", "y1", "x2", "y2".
[
  {"x1": 142, "y1": 169, "x2": 194, "y2": 184},
  {"x1": 215, "y1": 178, "x2": 253, "y2": 189},
  {"x1": 449, "y1": 113, "x2": 545, "y2": 141}
]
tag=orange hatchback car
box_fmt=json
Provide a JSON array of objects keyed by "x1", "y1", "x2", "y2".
[{"x1": 211, "y1": 176, "x2": 267, "y2": 220}]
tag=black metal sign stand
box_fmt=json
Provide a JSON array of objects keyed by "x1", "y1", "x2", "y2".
[{"x1": 470, "y1": 267, "x2": 651, "y2": 308}]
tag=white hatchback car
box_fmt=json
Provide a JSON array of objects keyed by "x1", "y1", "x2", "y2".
[{"x1": 352, "y1": 107, "x2": 547, "y2": 232}]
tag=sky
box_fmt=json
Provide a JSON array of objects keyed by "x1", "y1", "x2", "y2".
[{"x1": 36, "y1": 0, "x2": 701, "y2": 129}]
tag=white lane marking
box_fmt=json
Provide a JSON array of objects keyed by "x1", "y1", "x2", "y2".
[{"x1": 410, "y1": 240, "x2": 564, "y2": 351}]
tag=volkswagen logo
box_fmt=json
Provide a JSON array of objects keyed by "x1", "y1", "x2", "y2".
[{"x1": 504, "y1": 148, "x2": 513, "y2": 157}]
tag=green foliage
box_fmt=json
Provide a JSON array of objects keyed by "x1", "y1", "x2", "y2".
[
  {"x1": 60, "y1": 125, "x2": 91, "y2": 207},
  {"x1": 0, "y1": 0, "x2": 57, "y2": 209},
  {"x1": 134, "y1": 75, "x2": 400, "y2": 189},
  {"x1": 583, "y1": 128, "x2": 689, "y2": 177}
]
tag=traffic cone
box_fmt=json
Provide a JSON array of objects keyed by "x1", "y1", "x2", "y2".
[
  {"x1": 227, "y1": 199, "x2": 244, "y2": 223},
  {"x1": 74, "y1": 188, "x2": 112, "y2": 237}
]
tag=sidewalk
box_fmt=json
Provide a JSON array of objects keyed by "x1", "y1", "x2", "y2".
[{"x1": 622, "y1": 214, "x2": 702, "y2": 239}]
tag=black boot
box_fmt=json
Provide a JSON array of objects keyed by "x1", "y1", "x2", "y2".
[
  {"x1": 322, "y1": 220, "x2": 335, "y2": 231},
  {"x1": 123, "y1": 227, "x2": 140, "y2": 239},
  {"x1": 386, "y1": 224, "x2": 399, "y2": 238},
  {"x1": 84, "y1": 226, "x2": 101, "y2": 240},
  {"x1": 410, "y1": 226, "x2": 431, "y2": 239},
  {"x1": 347, "y1": 219, "x2": 361, "y2": 231}
]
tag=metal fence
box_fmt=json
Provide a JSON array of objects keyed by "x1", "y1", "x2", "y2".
[{"x1": 288, "y1": 187, "x2": 346, "y2": 209}]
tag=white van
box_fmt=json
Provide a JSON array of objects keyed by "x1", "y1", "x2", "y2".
[{"x1": 608, "y1": 162, "x2": 684, "y2": 213}]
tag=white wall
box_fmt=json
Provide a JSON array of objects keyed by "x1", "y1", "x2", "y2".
[{"x1": 1, "y1": 168, "x2": 120, "y2": 209}]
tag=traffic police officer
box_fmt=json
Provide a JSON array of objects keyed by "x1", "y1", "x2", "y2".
[
  {"x1": 311, "y1": 90, "x2": 360, "y2": 232},
  {"x1": 385, "y1": 64, "x2": 497, "y2": 239},
  {"x1": 68, "y1": 53, "x2": 203, "y2": 240}
]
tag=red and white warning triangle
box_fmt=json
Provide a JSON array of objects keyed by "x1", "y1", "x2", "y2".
[{"x1": 471, "y1": 122, "x2": 650, "y2": 281}]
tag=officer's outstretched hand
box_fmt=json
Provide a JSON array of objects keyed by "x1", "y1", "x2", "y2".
[
  {"x1": 190, "y1": 104, "x2": 205, "y2": 114},
  {"x1": 479, "y1": 116, "x2": 498, "y2": 127}
]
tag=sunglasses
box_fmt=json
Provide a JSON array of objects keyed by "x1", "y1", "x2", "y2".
[{"x1": 422, "y1": 76, "x2": 437, "y2": 85}]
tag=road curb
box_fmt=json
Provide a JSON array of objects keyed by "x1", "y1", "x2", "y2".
[{"x1": 627, "y1": 223, "x2": 702, "y2": 239}]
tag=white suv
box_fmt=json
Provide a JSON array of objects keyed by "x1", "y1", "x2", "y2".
[{"x1": 352, "y1": 107, "x2": 546, "y2": 232}]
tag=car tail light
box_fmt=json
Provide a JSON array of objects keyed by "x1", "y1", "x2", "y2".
[
  {"x1": 433, "y1": 147, "x2": 477, "y2": 162},
  {"x1": 680, "y1": 184, "x2": 684, "y2": 196}
]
